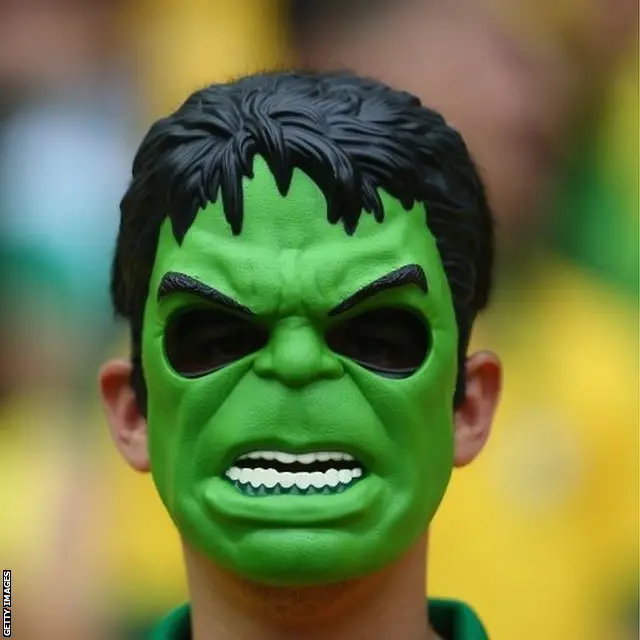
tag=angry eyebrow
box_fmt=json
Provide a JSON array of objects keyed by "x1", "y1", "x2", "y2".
[
  {"x1": 328, "y1": 264, "x2": 429, "y2": 317},
  {"x1": 157, "y1": 272, "x2": 254, "y2": 316}
]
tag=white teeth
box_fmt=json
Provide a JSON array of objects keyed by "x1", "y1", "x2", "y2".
[
  {"x1": 310, "y1": 471, "x2": 324, "y2": 488},
  {"x1": 280, "y1": 472, "x2": 294, "y2": 488},
  {"x1": 249, "y1": 471, "x2": 262, "y2": 488},
  {"x1": 237, "y1": 450, "x2": 355, "y2": 464},
  {"x1": 263, "y1": 469, "x2": 278, "y2": 488},
  {"x1": 274, "y1": 452, "x2": 296, "y2": 464},
  {"x1": 224, "y1": 466, "x2": 363, "y2": 492},
  {"x1": 325, "y1": 469, "x2": 339, "y2": 487},
  {"x1": 228, "y1": 449, "x2": 363, "y2": 494}
]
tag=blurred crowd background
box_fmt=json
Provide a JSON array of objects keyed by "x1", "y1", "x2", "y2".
[{"x1": 1, "y1": 0, "x2": 637, "y2": 638}]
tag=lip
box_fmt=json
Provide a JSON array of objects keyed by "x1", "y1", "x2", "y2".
[{"x1": 202, "y1": 474, "x2": 381, "y2": 526}]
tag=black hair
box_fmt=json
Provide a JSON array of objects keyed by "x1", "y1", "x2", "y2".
[{"x1": 112, "y1": 69, "x2": 494, "y2": 411}]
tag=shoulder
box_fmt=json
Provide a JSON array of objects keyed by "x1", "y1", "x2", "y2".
[
  {"x1": 429, "y1": 598, "x2": 489, "y2": 640},
  {"x1": 149, "y1": 604, "x2": 191, "y2": 640},
  {"x1": 152, "y1": 601, "x2": 489, "y2": 640}
]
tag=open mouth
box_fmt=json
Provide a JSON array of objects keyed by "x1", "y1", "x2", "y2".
[{"x1": 224, "y1": 450, "x2": 365, "y2": 497}]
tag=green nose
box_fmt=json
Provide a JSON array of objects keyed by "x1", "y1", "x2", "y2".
[{"x1": 253, "y1": 318, "x2": 344, "y2": 388}]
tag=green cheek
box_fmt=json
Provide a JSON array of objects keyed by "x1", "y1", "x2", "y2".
[
  {"x1": 143, "y1": 330, "x2": 255, "y2": 516},
  {"x1": 340, "y1": 330, "x2": 457, "y2": 563}
]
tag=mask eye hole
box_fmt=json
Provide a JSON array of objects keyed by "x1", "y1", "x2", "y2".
[
  {"x1": 164, "y1": 307, "x2": 269, "y2": 378},
  {"x1": 325, "y1": 308, "x2": 430, "y2": 378}
]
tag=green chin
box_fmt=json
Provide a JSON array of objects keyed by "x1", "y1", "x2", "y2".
[
  {"x1": 166, "y1": 470, "x2": 449, "y2": 586},
  {"x1": 211, "y1": 529, "x2": 399, "y2": 586}
]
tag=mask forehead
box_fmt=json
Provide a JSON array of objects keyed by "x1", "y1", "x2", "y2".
[{"x1": 148, "y1": 156, "x2": 453, "y2": 318}]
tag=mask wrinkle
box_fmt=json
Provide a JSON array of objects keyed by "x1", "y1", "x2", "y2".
[{"x1": 276, "y1": 248, "x2": 307, "y2": 319}]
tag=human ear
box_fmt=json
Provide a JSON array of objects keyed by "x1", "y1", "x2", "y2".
[
  {"x1": 98, "y1": 359, "x2": 150, "y2": 472},
  {"x1": 453, "y1": 351, "x2": 502, "y2": 467}
]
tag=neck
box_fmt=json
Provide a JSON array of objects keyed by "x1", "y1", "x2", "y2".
[{"x1": 183, "y1": 535, "x2": 439, "y2": 640}]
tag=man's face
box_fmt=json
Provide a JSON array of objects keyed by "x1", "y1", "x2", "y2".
[{"x1": 141, "y1": 156, "x2": 459, "y2": 585}]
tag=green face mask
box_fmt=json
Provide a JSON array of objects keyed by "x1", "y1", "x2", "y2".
[{"x1": 142, "y1": 156, "x2": 458, "y2": 585}]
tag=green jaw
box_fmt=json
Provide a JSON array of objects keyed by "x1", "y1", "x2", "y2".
[{"x1": 141, "y1": 156, "x2": 458, "y2": 586}]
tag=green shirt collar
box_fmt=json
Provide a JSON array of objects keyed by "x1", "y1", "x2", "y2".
[{"x1": 150, "y1": 599, "x2": 488, "y2": 640}]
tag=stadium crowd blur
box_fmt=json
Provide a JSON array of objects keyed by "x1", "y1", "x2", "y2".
[{"x1": 1, "y1": 0, "x2": 637, "y2": 638}]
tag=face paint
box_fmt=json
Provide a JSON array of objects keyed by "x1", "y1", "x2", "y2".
[{"x1": 142, "y1": 156, "x2": 458, "y2": 586}]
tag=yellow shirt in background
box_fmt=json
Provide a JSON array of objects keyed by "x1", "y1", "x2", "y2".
[
  {"x1": 128, "y1": 0, "x2": 289, "y2": 119},
  {"x1": 103, "y1": 441, "x2": 187, "y2": 621},
  {"x1": 430, "y1": 256, "x2": 638, "y2": 640}
]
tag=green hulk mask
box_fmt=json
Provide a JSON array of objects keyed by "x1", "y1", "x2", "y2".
[
  {"x1": 103, "y1": 71, "x2": 499, "y2": 592},
  {"x1": 143, "y1": 156, "x2": 457, "y2": 585}
]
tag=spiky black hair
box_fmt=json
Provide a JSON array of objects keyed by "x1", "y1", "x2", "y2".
[{"x1": 112, "y1": 69, "x2": 494, "y2": 409}]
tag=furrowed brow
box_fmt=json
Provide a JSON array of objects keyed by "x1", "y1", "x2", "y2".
[
  {"x1": 157, "y1": 271, "x2": 254, "y2": 315},
  {"x1": 329, "y1": 264, "x2": 428, "y2": 316}
]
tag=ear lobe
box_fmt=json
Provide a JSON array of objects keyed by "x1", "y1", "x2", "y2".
[
  {"x1": 453, "y1": 351, "x2": 502, "y2": 468},
  {"x1": 99, "y1": 359, "x2": 150, "y2": 473}
]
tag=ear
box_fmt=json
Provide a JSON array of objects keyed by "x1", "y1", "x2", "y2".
[
  {"x1": 99, "y1": 359, "x2": 150, "y2": 472},
  {"x1": 453, "y1": 351, "x2": 502, "y2": 468}
]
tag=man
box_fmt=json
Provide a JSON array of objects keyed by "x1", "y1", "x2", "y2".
[{"x1": 99, "y1": 70, "x2": 501, "y2": 639}]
